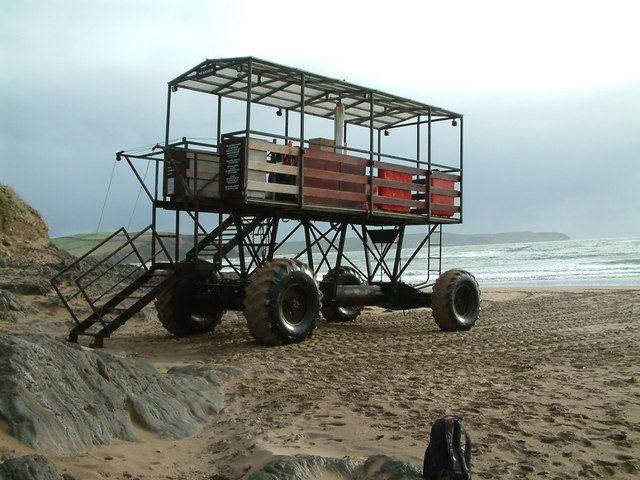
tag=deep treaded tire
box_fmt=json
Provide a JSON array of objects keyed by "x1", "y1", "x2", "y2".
[
  {"x1": 320, "y1": 266, "x2": 365, "y2": 322},
  {"x1": 244, "y1": 258, "x2": 320, "y2": 345},
  {"x1": 155, "y1": 271, "x2": 221, "y2": 337},
  {"x1": 432, "y1": 269, "x2": 481, "y2": 331}
]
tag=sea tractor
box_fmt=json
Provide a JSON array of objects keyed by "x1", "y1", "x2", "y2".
[{"x1": 51, "y1": 57, "x2": 481, "y2": 347}]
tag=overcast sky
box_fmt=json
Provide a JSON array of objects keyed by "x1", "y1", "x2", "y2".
[{"x1": 1, "y1": 0, "x2": 639, "y2": 239}]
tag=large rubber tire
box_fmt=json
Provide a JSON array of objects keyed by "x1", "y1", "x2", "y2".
[
  {"x1": 320, "y1": 266, "x2": 365, "y2": 322},
  {"x1": 244, "y1": 258, "x2": 320, "y2": 345},
  {"x1": 431, "y1": 269, "x2": 481, "y2": 331},
  {"x1": 155, "y1": 271, "x2": 222, "y2": 337}
]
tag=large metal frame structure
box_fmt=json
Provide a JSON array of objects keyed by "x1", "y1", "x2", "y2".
[{"x1": 51, "y1": 57, "x2": 480, "y2": 347}]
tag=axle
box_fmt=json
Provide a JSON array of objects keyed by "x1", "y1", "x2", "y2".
[{"x1": 330, "y1": 283, "x2": 432, "y2": 310}]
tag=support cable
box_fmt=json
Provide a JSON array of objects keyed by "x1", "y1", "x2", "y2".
[
  {"x1": 96, "y1": 160, "x2": 117, "y2": 233},
  {"x1": 126, "y1": 160, "x2": 151, "y2": 231}
]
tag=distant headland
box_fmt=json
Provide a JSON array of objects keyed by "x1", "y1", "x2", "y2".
[
  {"x1": 53, "y1": 230, "x2": 569, "y2": 258},
  {"x1": 443, "y1": 231, "x2": 570, "y2": 246}
]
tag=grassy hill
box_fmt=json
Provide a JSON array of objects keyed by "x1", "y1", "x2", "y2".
[
  {"x1": 53, "y1": 232, "x2": 118, "y2": 257},
  {"x1": 0, "y1": 184, "x2": 66, "y2": 263}
]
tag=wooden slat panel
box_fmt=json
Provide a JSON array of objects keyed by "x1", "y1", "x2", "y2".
[
  {"x1": 430, "y1": 187, "x2": 459, "y2": 196},
  {"x1": 248, "y1": 163, "x2": 299, "y2": 175},
  {"x1": 412, "y1": 188, "x2": 460, "y2": 200},
  {"x1": 247, "y1": 180, "x2": 299, "y2": 194},
  {"x1": 430, "y1": 171, "x2": 461, "y2": 182},
  {"x1": 248, "y1": 138, "x2": 300, "y2": 156},
  {"x1": 374, "y1": 178, "x2": 427, "y2": 192},
  {"x1": 304, "y1": 167, "x2": 368, "y2": 185},
  {"x1": 303, "y1": 149, "x2": 369, "y2": 167},
  {"x1": 374, "y1": 160, "x2": 426, "y2": 176},
  {"x1": 372, "y1": 195, "x2": 424, "y2": 208},
  {"x1": 304, "y1": 186, "x2": 368, "y2": 202},
  {"x1": 430, "y1": 203, "x2": 460, "y2": 213}
]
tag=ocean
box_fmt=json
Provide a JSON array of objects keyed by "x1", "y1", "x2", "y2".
[
  {"x1": 335, "y1": 237, "x2": 640, "y2": 288},
  {"x1": 416, "y1": 237, "x2": 640, "y2": 287}
]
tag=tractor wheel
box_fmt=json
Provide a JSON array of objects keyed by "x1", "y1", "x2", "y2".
[
  {"x1": 155, "y1": 270, "x2": 222, "y2": 337},
  {"x1": 244, "y1": 258, "x2": 320, "y2": 345},
  {"x1": 320, "y1": 266, "x2": 365, "y2": 322},
  {"x1": 431, "y1": 269, "x2": 481, "y2": 331}
]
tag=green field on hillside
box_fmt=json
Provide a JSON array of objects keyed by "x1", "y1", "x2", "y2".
[{"x1": 53, "y1": 232, "x2": 125, "y2": 257}]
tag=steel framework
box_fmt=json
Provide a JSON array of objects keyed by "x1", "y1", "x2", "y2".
[{"x1": 51, "y1": 57, "x2": 479, "y2": 347}]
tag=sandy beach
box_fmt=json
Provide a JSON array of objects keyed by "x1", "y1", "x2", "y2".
[{"x1": 1, "y1": 286, "x2": 639, "y2": 479}]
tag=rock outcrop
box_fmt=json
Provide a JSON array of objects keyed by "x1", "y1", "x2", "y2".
[
  {"x1": 0, "y1": 334, "x2": 244, "y2": 454},
  {"x1": 0, "y1": 454, "x2": 78, "y2": 480},
  {"x1": 249, "y1": 454, "x2": 423, "y2": 480}
]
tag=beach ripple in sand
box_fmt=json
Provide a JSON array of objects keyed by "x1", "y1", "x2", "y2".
[{"x1": 1, "y1": 288, "x2": 639, "y2": 479}]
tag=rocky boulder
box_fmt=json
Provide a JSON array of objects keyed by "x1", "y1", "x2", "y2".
[
  {"x1": 249, "y1": 454, "x2": 423, "y2": 480},
  {"x1": 0, "y1": 334, "x2": 245, "y2": 454},
  {"x1": 0, "y1": 454, "x2": 78, "y2": 480},
  {"x1": 0, "y1": 291, "x2": 36, "y2": 323}
]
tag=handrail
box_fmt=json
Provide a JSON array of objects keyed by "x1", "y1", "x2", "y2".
[
  {"x1": 220, "y1": 129, "x2": 463, "y2": 173},
  {"x1": 50, "y1": 228, "x2": 127, "y2": 284},
  {"x1": 73, "y1": 226, "x2": 154, "y2": 284},
  {"x1": 50, "y1": 225, "x2": 175, "y2": 328}
]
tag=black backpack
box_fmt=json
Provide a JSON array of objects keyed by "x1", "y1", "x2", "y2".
[{"x1": 423, "y1": 417, "x2": 472, "y2": 480}]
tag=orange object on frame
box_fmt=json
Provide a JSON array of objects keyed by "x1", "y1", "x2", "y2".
[
  {"x1": 378, "y1": 170, "x2": 412, "y2": 212},
  {"x1": 430, "y1": 177, "x2": 455, "y2": 217}
]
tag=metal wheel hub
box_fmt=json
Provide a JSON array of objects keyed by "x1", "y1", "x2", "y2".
[{"x1": 282, "y1": 285, "x2": 307, "y2": 325}]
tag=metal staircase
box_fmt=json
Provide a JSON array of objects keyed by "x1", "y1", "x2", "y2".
[
  {"x1": 50, "y1": 215, "x2": 271, "y2": 347},
  {"x1": 50, "y1": 227, "x2": 175, "y2": 347}
]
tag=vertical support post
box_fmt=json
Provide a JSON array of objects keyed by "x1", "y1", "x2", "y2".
[
  {"x1": 245, "y1": 60, "x2": 252, "y2": 141},
  {"x1": 362, "y1": 225, "x2": 372, "y2": 283},
  {"x1": 427, "y1": 109, "x2": 432, "y2": 168},
  {"x1": 157, "y1": 84, "x2": 173, "y2": 263},
  {"x1": 236, "y1": 216, "x2": 246, "y2": 276},
  {"x1": 300, "y1": 75, "x2": 305, "y2": 146},
  {"x1": 216, "y1": 212, "x2": 223, "y2": 270},
  {"x1": 459, "y1": 116, "x2": 464, "y2": 222},
  {"x1": 303, "y1": 221, "x2": 314, "y2": 271},
  {"x1": 416, "y1": 114, "x2": 421, "y2": 168},
  {"x1": 285, "y1": 109, "x2": 289, "y2": 144},
  {"x1": 368, "y1": 92, "x2": 375, "y2": 213},
  {"x1": 334, "y1": 102, "x2": 345, "y2": 153},
  {"x1": 369, "y1": 92, "x2": 374, "y2": 159},
  {"x1": 391, "y1": 225, "x2": 406, "y2": 287},
  {"x1": 164, "y1": 85, "x2": 172, "y2": 147},
  {"x1": 343, "y1": 116, "x2": 348, "y2": 149},
  {"x1": 331, "y1": 223, "x2": 349, "y2": 301},
  {"x1": 174, "y1": 210, "x2": 180, "y2": 262},
  {"x1": 267, "y1": 217, "x2": 279, "y2": 262},
  {"x1": 216, "y1": 94, "x2": 222, "y2": 146},
  {"x1": 244, "y1": 60, "x2": 253, "y2": 204},
  {"x1": 299, "y1": 73, "x2": 305, "y2": 208},
  {"x1": 335, "y1": 224, "x2": 348, "y2": 270},
  {"x1": 427, "y1": 107, "x2": 432, "y2": 219}
]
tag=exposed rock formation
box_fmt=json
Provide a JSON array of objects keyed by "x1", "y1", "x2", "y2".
[
  {"x1": 249, "y1": 454, "x2": 423, "y2": 480},
  {"x1": 0, "y1": 454, "x2": 78, "y2": 480},
  {"x1": 0, "y1": 334, "x2": 246, "y2": 454}
]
